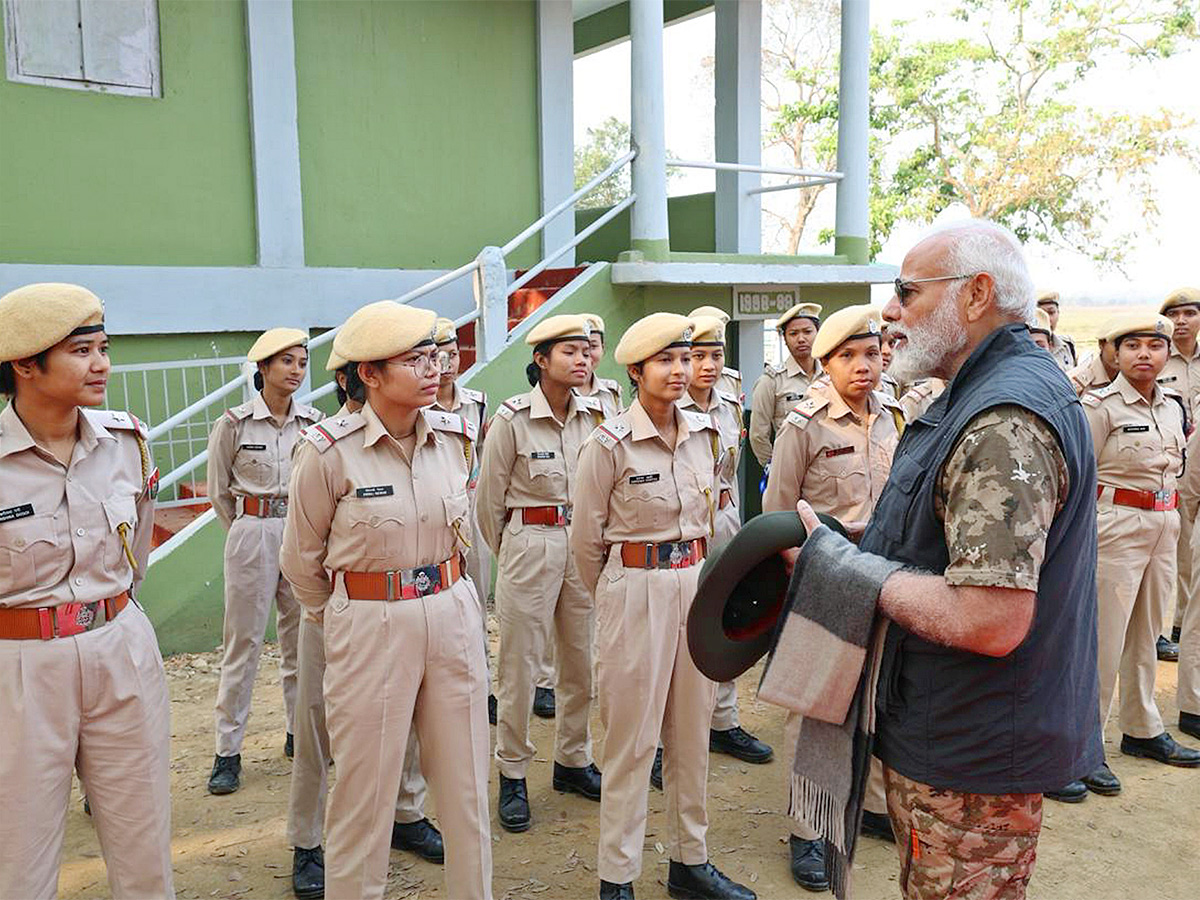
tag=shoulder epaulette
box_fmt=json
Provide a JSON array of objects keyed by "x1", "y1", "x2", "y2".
[
  {"x1": 716, "y1": 387, "x2": 741, "y2": 408},
  {"x1": 497, "y1": 394, "x2": 532, "y2": 420},
  {"x1": 681, "y1": 408, "x2": 716, "y2": 433},
  {"x1": 223, "y1": 402, "x2": 253, "y2": 424},
  {"x1": 1162, "y1": 385, "x2": 1184, "y2": 400},
  {"x1": 576, "y1": 393, "x2": 604, "y2": 413},
  {"x1": 461, "y1": 386, "x2": 486, "y2": 405},
  {"x1": 84, "y1": 408, "x2": 148, "y2": 439},
  {"x1": 300, "y1": 413, "x2": 366, "y2": 453},
  {"x1": 876, "y1": 390, "x2": 902, "y2": 410},
  {"x1": 1080, "y1": 386, "x2": 1113, "y2": 408},
  {"x1": 424, "y1": 408, "x2": 478, "y2": 443},
  {"x1": 297, "y1": 403, "x2": 323, "y2": 423},
  {"x1": 723, "y1": 366, "x2": 741, "y2": 381},
  {"x1": 785, "y1": 395, "x2": 828, "y2": 428},
  {"x1": 597, "y1": 376, "x2": 621, "y2": 393},
  {"x1": 591, "y1": 415, "x2": 632, "y2": 450}
]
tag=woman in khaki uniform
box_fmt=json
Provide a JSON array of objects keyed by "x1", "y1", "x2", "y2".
[
  {"x1": 580, "y1": 313, "x2": 625, "y2": 419},
  {"x1": 762, "y1": 305, "x2": 903, "y2": 891},
  {"x1": 572, "y1": 313, "x2": 754, "y2": 900},
  {"x1": 477, "y1": 315, "x2": 604, "y2": 833},
  {"x1": 280, "y1": 301, "x2": 492, "y2": 900},
  {"x1": 207, "y1": 328, "x2": 322, "y2": 795},
  {"x1": 1080, "y1": 313, "x2": 1200, "y2": 798},
  {"x1": 0, "y1": 283, "x2": 173, "y2": 899},
  {"x1": 748, "y1": 302, "x2": 822, "y2": 467}
]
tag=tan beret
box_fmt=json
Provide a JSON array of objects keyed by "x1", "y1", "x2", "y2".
[
  {"x1": 1161, "y1": 286, "x2": 1200, "y2": 314},
  {"x1": 0, "y1": 283, "x2": 104, "y2": 363},
  {"x1": 811, "y1": 305, "x2": 881, "y2": 359},
  {"x1": 690, "y1": 315, "x2": 726, "y2": 345},
  {"x1": 688, "y1": 305, "x2": 731, "y2": 324},
  {"x1": 776, "y1": 302, "x2": 822, "y2": 330},
  {"x1": 581, "y1": 313, "x2": 606, "y2": 334},
  {"x1": 614, "y1": 312, "x2": 694, "y2": 365},
  {"x1": 1029, "y1": 308, "x2": 1053, "y2": 336},
  {"x1": 325, "y1": 348, "x2": 347, "y2": 372},
  {"x1": 1036, "y1": 291, "x2": 1060, "y2": 306},
  {"x1": 247, "y1": 327, "x2": 308, "y2": 363},
  {"x1": 433, "y1": 317, "x2": 458, "y2": 345},
  {"x1": 1103, "y1": 312, "x2": 1173, "y2": 344},
  {"x1": 333, "y1": 301, "x2": 438, "y2": 362},
  {"x1": 526, "y1": 314, "x2": 591, "y2": 347}
]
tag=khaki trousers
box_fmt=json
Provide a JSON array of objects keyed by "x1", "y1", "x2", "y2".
[
  {"x1": 465, "y1": 490, "x2": 494, "y2": 686},
  {"x1": 1178, "y1": 506, "x2": 1200, "y2": 716},
  {"x1": 214, "y1": 516, "x2": 300, "y2": 755},
  {"x1": 323, "y1": 579, "x2": 492, "y2": 900},
  {"x1": 784, "y1": 712, "x2": 887, "y2": 840},
  {"x1": 1096, "y1": 503, "x2": 1179, "y2": 738},
  {"x1": 0, "y1": 603, "x2": 174, "y2": 899},
  {"x1": 1176, "y1": 498, "x2": 1194, "y2": 629},
  {"x1": 595, "y1": 556, "x2": 716, "y2": 884},
  {"x1": 288, "y1": 612, "x2": 429, "y2": 850},
  {"x1": 495, "y1": 522, "x2": 593, "y2": 778}
]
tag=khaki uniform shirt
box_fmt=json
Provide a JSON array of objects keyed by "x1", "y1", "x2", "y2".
[
  {"x1": 898, "y1": 378, "x2": 947, "y2": 423},
  {"x1": 677, "y1": 387, "x2": 743, "y2": 511},
  {"x1": 434, "y1": 382, "x2": 486, "y2": 461},
  {"x1": 570, "y1": 400, "x2": 719, "y2": 593},
  {"x1": 717, "y1": 367, "x2": 743, "y2": 403},
  {"x1": 748, "y1": 356, "x2": 821, "y2": 466},
  {"x1": 1049, "y1": 333, "x2": 1077, "y2": 371},
  {"x1": 579, "y1": 375, "x2": 624, "y2": 420},
  {"x1": 1083, "y1": 374, "x2": 1185, "y2": 495},
  {"x1": 207, "y1": 393, "x2": 322, "y2": 529},
  {"x1": 475, "y1": 384, "x2": 604, "y2": 555},
  {"x1": 878, "y1": 371, "x2": 902, "y2": 401},
  {"x1": 1158, "y1": 342, "x2": 1200, "y2": 419},
  {"x1": 0, "y1": 404, "x2": 154, "y2": 609},
  {"x1": 762, "y1": 381, "x2": 902, "y2": 527},
  {"x1": 279, "y1": 401, "x2": 476, "y2": 610},
  {"x1": 1067, "y1": 353, "x2": 1114, "y2": 397}
]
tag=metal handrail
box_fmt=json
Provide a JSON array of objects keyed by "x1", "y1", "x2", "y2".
[
  {"x1": 747, "y1": 177, "x2": 842, "y2": 195},
  {"x1": 501, "y1": 149, "x2": 636, "y2": 257},
  {"x1": 146, "y1": 373, "x2": 247, "y2": 441},
  {"x1": 666, "y1": 157, "x2": 844, "y2": 180},
  {"x1": 508, "y1": 194, "x2": 635, "y2": 295}
]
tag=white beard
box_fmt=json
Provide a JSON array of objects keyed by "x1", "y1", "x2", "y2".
[{"x1": 889, "y1": 298, "x2": 968, "y2": 384}]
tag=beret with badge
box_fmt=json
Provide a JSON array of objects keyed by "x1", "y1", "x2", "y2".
[
  {"x1": 526, "y1": 314, "x2": 592, "y2": 347},
  {"x1": 581, "y1": 313, "x2": 606, "y2": 335},
  {"x1": 1161, "y1": 286, "x2": 1200, "y2": 314},
  {"x1": 811, "y1": 304, "x2": 881, "y2": 360},
  {"x1": 333, "y1": 301, "x2": 438, "y2": 362},
  {"x1": 247, "y1": 327, "x2": 308, "y2": 363},
  {"x1": 1103, "y1": 311, "x2": 1173, "y2": 346},
  {"x1": 1036, "y1": 290, "x2": 1060, "y2": 307},
  {"x1": 614, "y1": 312, "x2": 695, "y2": 365},
  {"x1": 0, "y1": 282, "x2": 105, "y2": 363},
  {"x1": 690, "y1": 315, "x2": 726, "y2": 346},
  {"x1": 325, "y1": 348, "x2": 348, "y2": 372},
  {"x1": 776, "y1": 302, "x2": 822, "y2": 331},
  {"x1": 433, "y1": 317, "x2": 459, "y2": 346},
  {"x1": 688, "y1": 305, "x2": 731, "y2": 325}
]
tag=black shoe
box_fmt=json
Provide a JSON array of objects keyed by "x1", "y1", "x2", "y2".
[
  {"x1": 1044, "y1": 780, "x2": 1088, "y2": 803},
  {"x1": 488, "y1": 693, "x2": 498, "y2": 726},
  {"x1": 650, "y1": 747, "x2": 663, "y2": 791},
  {"x1": 1172, "y1": 625, "x2": 1183, "y2": 643},
  {"x1": 285, "y1": 732, "x2": 294, "y2": 759},
  {"x1": 553, "y1": 762, "x2": 602, "y2": 801},
  {"x1": 709, "y1": 727, "x2": 773, "y2": 764},
  {"x1": 498, "y1": 775, "x2": 531, "y2": 832},
  {"x1": 789, "y1": 836, "x2": 829, "y2": 892},
  {"x1": 600, "y1": 880, "x2": 635, "y2": 900},
  {"x1": 859, "y1": 809, "x2": 896, "y2": 841},
  {"x1": 391, "y1": 818, "x2": 444, "y2": 863},
  {"x1": 1120, "y1": 732, "x2": 1200, "y2": 767},
  {"x1": 207, "y1": 754, "x2": 241, "y2": 795},
  {"x1": 533, "y1": 686, "x2": 556, "y2": 719},
  {"x1": 1157, "y1": 635, "x2": 1180, "y2": 662},
  {"x1": 1181, "y1": 711, "x2": 1200, "y2": 740},
  {"x1": 82, "y1": 795, "x2": 91, "y2": 816},
  {"x1": 292, "y1": 846, "x2": 324, "y2": 900},
  {"x1": 667, "y1": 860, "x2": 756, "y2": 900},
  {"x1": 1081, "y1": 763, "x2": 1122, "y2": 796}
]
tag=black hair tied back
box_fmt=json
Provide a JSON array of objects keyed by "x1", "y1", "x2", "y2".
[
  {"x1": 525, "y1": 361, "x2": 541, "y2": 387},
  {"x1": 253, "y1": 370, "x2": 264, "y2": 391}
]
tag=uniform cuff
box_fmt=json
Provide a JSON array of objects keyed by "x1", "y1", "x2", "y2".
[{"x1": 943, "y1": 567, "x2": 1038, "y2": 592}]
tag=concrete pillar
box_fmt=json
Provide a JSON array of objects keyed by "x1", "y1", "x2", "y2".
[
  {"x1": 474, "y1": 247, "x2": 508, "y2": 365},
  {"x1": 629, "y1": 0, "x2": 670, "y2": 260},
  {"x1": 537, "y1": 0, "x2": 575, "y2": 266},
  {"x1": 834, "y1": 0, "x2": 870, "y2": 264}
]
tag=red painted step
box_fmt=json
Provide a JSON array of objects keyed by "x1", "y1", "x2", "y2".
[{"x1": 506, "y1": 266, "x2": 588, "y2": 332}]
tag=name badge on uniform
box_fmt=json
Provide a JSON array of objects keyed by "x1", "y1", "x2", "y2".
[
  {"x1": 1158, "y1": 376, "x2": 1178, "y2": 383},
  {"x1": 784, "y1": 393, "x2": 802, "y2": 401},
  {"x1": 825, "y1": 446, "x2": 855, "y2": 458},
  {"x1": 629, "y1": 473, "x2": 660, "y2": 485},
  {"x1": 530, "y1": 451, "x2": 556, "y2": 460},
  {"x1": 240, "y1": 443, "x2": 267, "y2": 451},
  {"x1": 1122, "y1": 425, "x2": 1150, "y2": 433},
  {"x1": 356, "y1": 485, "x2": 395, "y2": 498},
  {"x1": 0, "y1": 503, "x2": 34, "y2": 523}
]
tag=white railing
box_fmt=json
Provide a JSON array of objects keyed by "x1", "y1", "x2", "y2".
[{"x1": 666, "y1": 157, "x2": 843, "y2": 194}]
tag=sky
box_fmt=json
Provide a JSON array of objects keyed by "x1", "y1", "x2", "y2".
[{"x1": 573, "y1": 3, "x2": 1200, "y2": 306}]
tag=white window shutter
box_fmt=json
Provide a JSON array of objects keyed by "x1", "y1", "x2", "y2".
[
  {"x1": 79, "y1": 0, "x2": 152, "y2": 88},
  {"x1": 11, "y1": 0, "x2": 83, "y2": 81}
]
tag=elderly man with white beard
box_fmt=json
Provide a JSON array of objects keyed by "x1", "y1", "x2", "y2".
[{"x1": 787, "y1": 219, "x2": 1102, "y2": 899}]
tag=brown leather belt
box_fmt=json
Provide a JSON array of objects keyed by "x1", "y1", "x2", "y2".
[
  {"x1": 507, "y1": 505, "x2": 571, "y2": 526},
  {"x1": 0, "y1": 592, "x2": 130, "y2": 641},
  {"x1": 620, "y1": 538, "x2": 707, "y2": 569},
  {"x1": 338, "y1": 554, "x2": 464, "y2": 601},
  {"x1": 239, "y1": 496, "x2": 288, "y2": 518},
  {"x1": 718, "y1": 489, "x2": 734, "y2": 510},
  {"x1": 1098, "y1": 485, "x2": 1178, "y2": 512}
]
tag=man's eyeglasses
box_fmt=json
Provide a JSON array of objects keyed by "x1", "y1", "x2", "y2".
[{"x1": 893, "y1": 273, "x2": 976, "y2": 303}]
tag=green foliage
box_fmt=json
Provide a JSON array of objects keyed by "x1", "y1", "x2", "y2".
[{"x1": 574, "y1": 117, "x2": 634, "y2": 209}]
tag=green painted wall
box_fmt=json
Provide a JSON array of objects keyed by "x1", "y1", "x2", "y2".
[
  {"x1": 0, "y1": 1, "x2": 256, "y2": 265},
  {"x1": 293, "y1": 0, "x2": 542, "y2": 269},
  {"x1": 576, "y1": 192, "x2": 717, "y2": 263},
  {"x1": 141, "y1": 518, "x2": 230, "y2": 656}
]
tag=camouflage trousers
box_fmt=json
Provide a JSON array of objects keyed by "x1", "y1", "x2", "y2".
[{"x1": 883, "y1": 766, "x2": 1043, "y2": 900}]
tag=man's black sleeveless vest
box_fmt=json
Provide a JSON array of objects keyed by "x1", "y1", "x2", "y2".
[{"x1": 860, "y1": 324, "x2": 1103, "y2": 793}]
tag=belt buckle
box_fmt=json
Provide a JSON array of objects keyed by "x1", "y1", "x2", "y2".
[
  {"x1": 54, "y1": 601, "x2": 98, "y2": 638},
  {"x1": 661, "y1": 543, "x2": 684, "y2": 569},
  {"x1": 560, "y1": 505, "x2": 572, "y2": 526},
  {"x1": 404, "y1": 564, "x2": 442, "y2": 598},
  {"x1": 1154, "y1": 490, "x2": 1174, "y2": 512},
  {"x1": 269, "y1": 498, "x2": 288, "y2": 517}
]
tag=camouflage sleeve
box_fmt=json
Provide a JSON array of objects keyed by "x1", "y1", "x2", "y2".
[{"x1": 935, "y1": 405, "x2": 1068, "y2": 591}]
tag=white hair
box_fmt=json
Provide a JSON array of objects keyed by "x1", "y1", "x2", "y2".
[{"x1": 922, "y1": 218, "x2": 1036, "y2": 321}]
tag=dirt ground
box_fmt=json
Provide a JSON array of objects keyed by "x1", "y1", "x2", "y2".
[{"x1": 59, "y1": 624, "x2": 1199, "y2": 900}]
